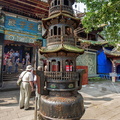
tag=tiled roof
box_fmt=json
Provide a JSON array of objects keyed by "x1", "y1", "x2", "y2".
[{"x1": 40, "y1": 44, "x2": 84, "y2": 53}]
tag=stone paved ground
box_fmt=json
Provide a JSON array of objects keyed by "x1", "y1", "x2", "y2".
[
  {"x1": 0, "y1": 80, "x2": 120, "y2": 120},
  {"x1": 81, "y1": 81, "x2": 120, "y2": 120},
  {"x1": 0, "y1": 90, "x2": 35, "y2": 120}
]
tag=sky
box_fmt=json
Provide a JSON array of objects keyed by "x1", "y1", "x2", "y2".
[{"x1": 72, "y1": 2, "x2": 86, "y2": 13}]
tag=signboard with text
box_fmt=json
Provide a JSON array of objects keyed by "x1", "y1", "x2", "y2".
[
  {"x1": 4, "y1": 15, "x2": 42, "y2": 43},
  {"x1": 5, "y1": 16, "x2": 39, "y2": 33}
]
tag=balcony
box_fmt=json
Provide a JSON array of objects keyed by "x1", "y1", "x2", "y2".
[
  {"x1": 47, "y1": 35, "x2": 75, "y2": 46},
  {"x1": 49, "y1": 5, "x2": 74, "y2": 16}
]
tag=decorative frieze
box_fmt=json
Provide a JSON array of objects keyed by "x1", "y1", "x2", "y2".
[{"x1": 5, "y1": 31, "x2": 38, "y2": 43}]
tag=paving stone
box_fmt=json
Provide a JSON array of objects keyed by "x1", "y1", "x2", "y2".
[
  {"x1": 109, "y1": 113, "x2": 120, "y2": 120},
  {"x1": 0, "y1": 108, "x2": 13, "y2": 113},
  {"x1": 94, "y1": 110, "x2": 117, "y2": 120},
  {"x1": 0, "y1": 80, "x2": 120, "y2": 120},
  {"x1": 18, "y1": 114, "x2": 34, "y2": 120},
  {"x1": 0, "y1": 112, "x2": 8, "y2": 118}
]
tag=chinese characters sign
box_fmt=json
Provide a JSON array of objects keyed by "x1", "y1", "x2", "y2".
[{"x1": 5, "y1": 16, "x2": 39, "y2": 33}]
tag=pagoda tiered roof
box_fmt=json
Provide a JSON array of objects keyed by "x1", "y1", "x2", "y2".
[
  {"x1": 42, "y1": 12, "x2": 80, "y2": 29},
  {"x1": 40, "y1": 44, "x2": 84, "y2": 54},
  {"x1": 42, "y1": 13, "x2": 80, "y2": 21}
]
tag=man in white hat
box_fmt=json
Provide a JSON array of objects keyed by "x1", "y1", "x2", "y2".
[{"x1": 19, "y1": 65, "x2": 34, "y2": 110}]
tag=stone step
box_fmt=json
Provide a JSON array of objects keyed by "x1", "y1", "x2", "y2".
[
  {"x1": 3, "y1": 78, "x2": 18, "y2": 81},
  {"x1": 3, "y1": 74, "x2": 19, "y2": 78},
  {"x1": 3, "y1": 73, "x2": 20, "y2": 81},
  {"x1": 0, "y1": 81, "x2": 19, "y2": 92}
]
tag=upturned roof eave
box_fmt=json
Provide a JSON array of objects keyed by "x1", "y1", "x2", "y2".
[
  {"x1": 42, "y1": 12, "x2": 80, "y2": 29},
  {"x1": 78, "y1": 39, "x2": 108, "y2": 46},
  {"x1": 42, "y1": 13, "x2": 80, "y2": 21},
  {"x1": 103, "y1": 47, "x2": 120, "y2": 57},
  {"x1": 39, "y1": 44, "x2": 84, "y2": 54},
  {"x1": 105, "y1": 53, "x2": 120, "y2": 57}
]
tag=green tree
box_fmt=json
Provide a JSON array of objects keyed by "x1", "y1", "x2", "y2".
[{"x1": 76, "y1": 0, "x2": 120, "y2": 41}]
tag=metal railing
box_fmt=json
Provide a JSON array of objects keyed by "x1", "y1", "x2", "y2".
[{"x1": 44, "y1": 71, "x2": 79, "y2": 81}]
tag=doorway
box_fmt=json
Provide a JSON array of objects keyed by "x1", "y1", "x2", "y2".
[
  {"x1": 4, "y1": 42, "x2": 33, "y2": 63},
  {"x1": 116, "y1": 65, "x2": 120, "y2": 73},
  {"x1": 3, "y1": 41, "x2": 34, "y2": 74}
]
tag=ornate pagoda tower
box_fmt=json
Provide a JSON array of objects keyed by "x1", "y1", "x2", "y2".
[{"x1": 39, "y1": 0, "x2": 85, "y2": 119}]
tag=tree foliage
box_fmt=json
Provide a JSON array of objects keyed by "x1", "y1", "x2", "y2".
[{"x1": 76, "y1": 0, "x2": 120, "y2": 42}]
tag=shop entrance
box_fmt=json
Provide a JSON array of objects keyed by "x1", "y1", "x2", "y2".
[
  {"x1": 3, "y1": 41, "x2": 34, "y2": 75},
  {"x1": 4, "y1": 42, "x2": 33, "y2": 63}
]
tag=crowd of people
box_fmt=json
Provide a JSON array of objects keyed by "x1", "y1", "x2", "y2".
[{"x1": 3, "y1": 49, "x2": 31, "y2": 74}]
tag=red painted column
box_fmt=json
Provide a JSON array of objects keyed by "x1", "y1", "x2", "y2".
[{"x1": 76, "y1": 66, "x2": 88, "y2": 85}]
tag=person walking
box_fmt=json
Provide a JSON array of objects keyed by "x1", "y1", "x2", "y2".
[
  {"x1": 14, "y1": 58, "x2": 20, "y2": 73},
  {"x1": 14, "y1": 51, "x2": 20, "y2": 62},
  {"x1": 19, "y1": 65, "x2": 34, "y2": 110}
]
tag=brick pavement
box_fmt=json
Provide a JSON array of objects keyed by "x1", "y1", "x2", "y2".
[{"x1": 0, "y1": 80, "x2": 120, "y2": 120}]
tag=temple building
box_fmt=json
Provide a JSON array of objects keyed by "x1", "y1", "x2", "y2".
[
  {"x1": 0, "y1": 0, "x2": 118, "y2": 88},
  {"x1": 0, "y1": 0, "x2": 48, "y2": 87},
  {"x1": 75, "y1": 20, "x2": 119, "y2": 80},
  {"x1": 102, "y1": 44, "x2": 120, "y2": 79},
  {"x1": 74, "y1": 21, "x2": 107, "y2": 77}
]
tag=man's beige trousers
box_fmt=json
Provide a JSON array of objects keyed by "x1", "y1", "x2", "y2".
[{"x1": 19, "y1": 82, "x2": 31, "y2": 109}]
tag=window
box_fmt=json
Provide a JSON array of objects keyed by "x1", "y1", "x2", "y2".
[
  {"x1": 75, "y1": 5, "x2": 77, "y2": 8},
  {"x1": 55, "y1": 0, "x2": 57, "y2": 5},
  {"x1": 54, "y1": 26, "x2": 57, "y2": 35},
  {"x1": 52, "y1": 2, "x2": 54, "y2": 6},
  {"x1": 65, "y1": 26, "x2": 72, "y2": 35},
  {"x1": 52, "y1": 59, "x2": 58, "y2": 71},
  {"x1": 51, "y1": 29, "x2": 53, "y2": 36},
  {"x1": 58, "y1": 27, "x2": 61, "y2": 35},
  {"x1": 58, "y1": 61, "x2": 60, "y2": 71},
  {"x1": 58, "y1": 0, "x2": 60, "y2": 5},
  {"x1": 64, "y1": 0, "x2": 69, "y2": 6},
  {"x1": 65, "y1": 60, "x2": 73, "y2": 71},
  {"x1": 48, "y1": 62, "x2": 50, "y2": 71}
]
